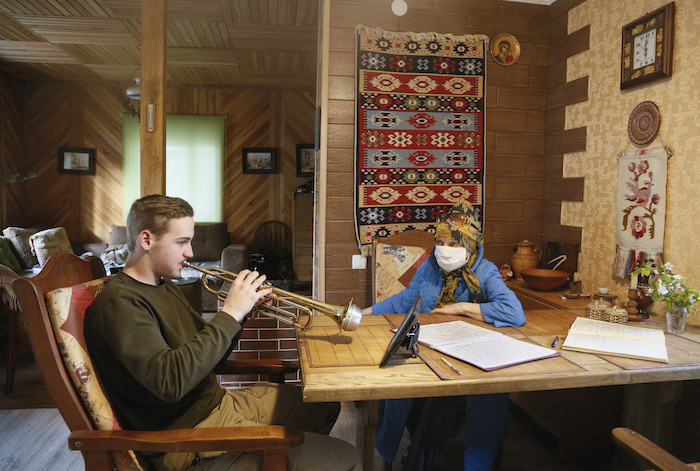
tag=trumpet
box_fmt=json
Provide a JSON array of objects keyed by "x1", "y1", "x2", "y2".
[{"x1": 182, "y1": 261, "x2": 362, "y2": 331}]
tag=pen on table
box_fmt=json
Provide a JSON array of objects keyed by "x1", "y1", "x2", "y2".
[
  {"x1": 551, "y1": 336, "x2": 559, "y2": 348},
  {"x1": 441, "y1": 356, "x2": 462, "y2": 375}
]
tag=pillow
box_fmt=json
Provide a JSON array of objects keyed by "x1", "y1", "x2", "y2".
[
  {"x1": 47, "y1": 279, "x2": 144, "y2": 471},
  {"x1": 374, "y1": 243, "x2": 430, "y2": 302},
  {"x1": 191, "y1": 223, "x2": 229, "y2": 262},
  {"x1": 29, "y1": 227, "x2": 74, "y2": 267},
  {"x1": 0, "y1": 237, "x2": 22, "y2": 273},
  {"x1": 3, "y1": 227, "x2": 40, "y2": 269}
]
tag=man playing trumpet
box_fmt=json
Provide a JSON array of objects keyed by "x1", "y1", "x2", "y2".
[{"x1": 85, "y1": 194, "x2": 361, "y2": 471}]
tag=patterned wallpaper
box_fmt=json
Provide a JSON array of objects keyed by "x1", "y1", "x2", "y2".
[{"x1": 564, "y1": 0, "x2": 700, "y2": 324}]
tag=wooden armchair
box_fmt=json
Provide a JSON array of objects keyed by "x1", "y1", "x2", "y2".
[
  {"x1": 612, "y1": 427, "x2": 698, "y2": 471},
  {"x1": 371, "y1": 229, "x2": 436, "y2": 304},
  {"x1": 12, "y1": 252, "x2": 303, "y2": 471}
]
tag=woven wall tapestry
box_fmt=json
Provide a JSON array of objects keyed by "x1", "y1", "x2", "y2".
[
  {"x1": 354, "y1": 25, "x2": 487, "y2": 249},
  {"x1": 612, "y1": 147, "x2": 669, "y2": 278}
]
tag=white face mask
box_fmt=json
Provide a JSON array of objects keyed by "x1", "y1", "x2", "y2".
[{"x1": 434, "y1": 245, "x2": 469, "y2": 272}]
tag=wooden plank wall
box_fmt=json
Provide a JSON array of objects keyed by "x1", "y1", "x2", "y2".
[
  {"x1": 0, "y1": 74, "x2": 27, "y2": 229},
  {"x1": 544, "y1": 0, "x2": 589, "y2": 247},
  {"x1": 323, "y1": 0, "x2": 550, "y2": 308},
  {"x1": 11, "y1": 82, "x2": 314, "y2": 248}
]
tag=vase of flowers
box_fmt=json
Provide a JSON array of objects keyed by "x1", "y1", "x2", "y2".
[{"x1": 632, "y1": 262, "x2": 699, "y2": 335}]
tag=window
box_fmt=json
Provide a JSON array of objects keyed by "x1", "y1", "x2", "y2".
[{"x1": 122, "y1": 115, "x2": 225, "y2": 222}]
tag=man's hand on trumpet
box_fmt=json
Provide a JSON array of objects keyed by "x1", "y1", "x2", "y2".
[{"x1": 220, "y1": 269, "x2": 273, "y2": 323}]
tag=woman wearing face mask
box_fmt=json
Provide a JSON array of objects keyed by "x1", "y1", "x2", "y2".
[{"x1": 362, "y1": 201, "x2": 526, "y2": 471}]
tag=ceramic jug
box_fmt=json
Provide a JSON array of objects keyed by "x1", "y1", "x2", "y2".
[{"x1": 511, "y1": 240, "x2": 541, "y2": 280}]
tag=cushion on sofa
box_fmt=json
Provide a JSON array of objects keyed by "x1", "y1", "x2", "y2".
[
  {"x1": 0, "y1": 237, "x2": 22, "y2": 273},
  {"x1": 30, "y1": 227, "x2": 74, "y2": 267},
  {"x1": 3, "y1": 227, "x2": 41, "y2": 269},
  {"x1": 191, "y1": 223, "x2": 229, "y2": 262}
]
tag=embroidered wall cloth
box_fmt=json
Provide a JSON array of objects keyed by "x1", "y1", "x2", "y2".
[
  {"x1": 354, "y1": 26, "x2": 487, "y2": 248},
  {"x1": 612, "y1": 147, "x2": 668, "y2": 278}
]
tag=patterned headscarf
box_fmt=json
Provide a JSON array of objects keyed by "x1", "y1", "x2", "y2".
[{"x1": 434, "y1": 201, "x2": 483, "y2": 308}]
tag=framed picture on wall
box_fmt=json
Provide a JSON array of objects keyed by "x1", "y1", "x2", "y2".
[
  {"x1": 296, "y1": 144, "x2": 316, "y2": 177},
  {"x1": 57, "y1": 146, "x2": 95, "y2": 175},
  {"x1": 242, "y1": 148, "x2": 277, "y2": 174}
]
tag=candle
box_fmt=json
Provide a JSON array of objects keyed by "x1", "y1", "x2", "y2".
[{"x1": 630, "y1": 273, "x2": 638, "y2": 290}]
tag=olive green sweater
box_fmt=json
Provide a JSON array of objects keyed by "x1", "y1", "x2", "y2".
[{"x1": 85, "y1": 271, "x2": 242, "y2": 431}]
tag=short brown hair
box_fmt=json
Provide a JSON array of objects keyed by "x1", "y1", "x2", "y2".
[{"x1": 126, "y1": 195, "x2": 194, "y2": 251}]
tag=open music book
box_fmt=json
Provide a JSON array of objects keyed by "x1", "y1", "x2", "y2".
[
  {"x1": 561, "y1": 317, "x2": 668, "y2": 363},
  {"x1": 418, "y1": 320, "x2": 559, "y2": 371}
]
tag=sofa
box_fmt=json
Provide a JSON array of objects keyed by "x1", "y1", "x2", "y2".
[{"x1": 0, "y1": 223, "x2": 249, "y2": 313}]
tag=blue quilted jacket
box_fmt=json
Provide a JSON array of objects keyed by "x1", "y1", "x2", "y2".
[{"x1": 372, "y1": 244, "x2": 526, "y2": 327}]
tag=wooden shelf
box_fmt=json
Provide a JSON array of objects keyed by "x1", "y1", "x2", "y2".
[{"x1": 506, "y1": 279, "x2": 590, "y2": 313}]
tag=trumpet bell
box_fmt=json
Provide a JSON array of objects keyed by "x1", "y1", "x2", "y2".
[{"x1": 340, "y1": 301, "x2": 362, "y2": 331}]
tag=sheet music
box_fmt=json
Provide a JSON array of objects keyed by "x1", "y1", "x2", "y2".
[
  {"x1": 435, "y1": 335, "x2": 559, "y2": 371},
  {"x1": 418, "y1": 320, "x2": 501, "y2": 348}
]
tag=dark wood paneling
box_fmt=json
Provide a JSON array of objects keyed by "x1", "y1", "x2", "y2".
[
  {"x1": 0, "y1": 73, "x2": 27, "y2": 228},
  {"x1": 10, "y1": 82, "x2": 314, "y2": 249},
  {"x1": 546, "y1": 127, "x2": 587, "y2": 155},
  {"x1": 543, "y1": 177, "x2": 585, "y2": 202},
  {"x1": 547, "y1": 76, "x2": 588, "y2": 110},
  {"x1": 549, "y1": 25, "x2": 590, "y2": 66}
]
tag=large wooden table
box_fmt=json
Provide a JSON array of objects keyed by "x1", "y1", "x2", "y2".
[{"x1": 296, "y1": 310, "x2": 700, "y2": 470}]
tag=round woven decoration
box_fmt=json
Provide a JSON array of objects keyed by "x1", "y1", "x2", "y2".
[{"x1": 628, "y1": 101, "x2": 661, "y2": 146}]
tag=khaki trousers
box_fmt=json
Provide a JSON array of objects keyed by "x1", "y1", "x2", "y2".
[{"x1": 150, "y1": 383, "x2": 362, "y2": 471}]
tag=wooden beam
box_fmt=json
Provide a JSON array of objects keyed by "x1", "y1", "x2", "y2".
[{"x1": 140, "y1": 0, "x2": 167, "y2": 196}]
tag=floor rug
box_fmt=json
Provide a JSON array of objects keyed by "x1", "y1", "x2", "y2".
[{"x1": 354, "y1": 26, "x2": 487, "y2": 249}]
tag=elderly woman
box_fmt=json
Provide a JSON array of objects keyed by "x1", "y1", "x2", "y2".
[{"x1": 363, "y1": 201, "x2": 526, "y2": 471}]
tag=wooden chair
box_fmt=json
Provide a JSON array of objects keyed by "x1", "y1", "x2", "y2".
[
  {"x1": 371, "y1": 229, "x2": 435, "y2": 304},
  {"x1": 12, "y1": 252, "x2": 303, "y2": 471},
  {"x1": 252, "y1": 220, "x2": 294, "y2": 281},
  {"x1": 369, "y1": 230, "x2": 434, "y2": 470},
  {"x1": 612, "y1": 427, "x2": 698, "y2": 471},
  {"x1": 253, "y1": 220, "x2": 292, "y2": 254}
]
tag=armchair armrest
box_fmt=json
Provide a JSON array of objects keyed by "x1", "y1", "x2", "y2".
[
  {"x1": 612, "y1": 427, "x2": 693, "y2": 471},
  {"x1": 69, "y1": 426, "x2": 304, "y2": 471},
  {"x1": 69, "y1": 425, "x2": 304, "y2": 453},
  {"x1": 214, "y1": 359, "x2": 299, "y2": 384}
]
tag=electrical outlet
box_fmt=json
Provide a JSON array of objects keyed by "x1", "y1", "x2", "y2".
[{"x1": 352, "y1": 255, "x2": 367, "y2": 269}]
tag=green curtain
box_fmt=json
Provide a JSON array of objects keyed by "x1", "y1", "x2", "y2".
[{"x1": 122, "y1": 115, "x2": 225, "y2": 222}]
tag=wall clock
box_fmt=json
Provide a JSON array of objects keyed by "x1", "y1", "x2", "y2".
[{"x1": 620, "y1": 2, "x2": 675, "y2": 90}]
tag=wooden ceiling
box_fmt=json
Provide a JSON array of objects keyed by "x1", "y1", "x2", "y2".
[{"x1": 0, "y1": 0, "x2": 319, "y2": 89}]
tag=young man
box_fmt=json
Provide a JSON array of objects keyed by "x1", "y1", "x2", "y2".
[{"x1": 85, "y1": 195, "x2": 360, "y2": 471}]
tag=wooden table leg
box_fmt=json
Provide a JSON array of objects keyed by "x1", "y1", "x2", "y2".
[{"x1": 355, "y1": 400, "x2": 379, "y2": 471}]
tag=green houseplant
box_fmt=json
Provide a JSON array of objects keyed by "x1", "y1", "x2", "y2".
[{"x1": 632, "y1": 262, "x2": 699, "y2": 334}]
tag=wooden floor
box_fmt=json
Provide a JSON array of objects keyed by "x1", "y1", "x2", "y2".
[{"x1": 1, "y1": 347, "x2": 642, "y2": 471}]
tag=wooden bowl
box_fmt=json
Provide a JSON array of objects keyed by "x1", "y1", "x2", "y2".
[{"x1": 521, "y1": 268, "x2": 569, "y2": 291}]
